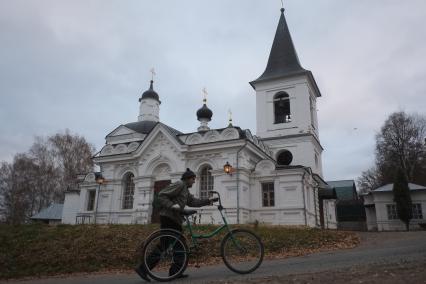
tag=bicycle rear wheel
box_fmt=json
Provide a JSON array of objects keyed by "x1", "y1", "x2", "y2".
[
  {"x1": 142, "y1": 230, "x2": 189, "y2": 282},
  {"x1": 221, "y1": 229, "x2": 264, "y2": 274}
]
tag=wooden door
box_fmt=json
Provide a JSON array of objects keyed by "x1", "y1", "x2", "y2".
[{"x1": 151, "y1": 180, "x2": 171, "y2": 223}]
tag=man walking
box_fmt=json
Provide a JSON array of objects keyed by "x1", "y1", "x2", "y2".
[{"x1": 135, "y1": 168, "x2": 217, "y2": 281}]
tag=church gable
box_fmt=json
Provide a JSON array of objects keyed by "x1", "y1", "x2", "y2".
[{"x1": 136, "y1": 125, "x2": 185, "y2": 174}]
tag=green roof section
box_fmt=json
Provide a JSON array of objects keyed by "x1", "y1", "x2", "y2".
[{"x1": 326, "y1": 180, "x2": 357, "y2": 200}]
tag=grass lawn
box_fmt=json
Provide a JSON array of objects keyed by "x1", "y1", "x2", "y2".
[{"x1": 0, "y1": 224, "x2": 358, "y2": 279}]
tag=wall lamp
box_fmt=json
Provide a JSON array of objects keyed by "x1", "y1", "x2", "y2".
[{"x1": 224, "y1": 161, "x2": 233, "y2": 175}]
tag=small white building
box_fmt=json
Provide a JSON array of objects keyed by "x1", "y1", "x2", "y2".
[
  {"x1": 363, "y1": 183, "x2": 426, "y2": 231},
  {"x1": 63, "y1": 8, "x2": 335, "y2": 227}
]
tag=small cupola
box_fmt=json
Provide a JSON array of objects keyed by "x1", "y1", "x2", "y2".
[
  {"x1": 138, "y1": 78, "x2": 161, "y2": 122},
  {"x1": 197, "y1": 88, "x2": 213, "y2": 131},
  {"x1": 139, "y1": 80, "x2": 160, "y2": 103},
  {"x1": 196, "y1": 101, "x2": 213, "y2": 121}
]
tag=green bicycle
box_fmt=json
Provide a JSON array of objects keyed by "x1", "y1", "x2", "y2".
[{"x1": 141, "y1": 191, "x2": 264, "y2": 282}]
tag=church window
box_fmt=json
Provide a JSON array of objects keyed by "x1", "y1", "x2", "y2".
[
  {"x1": 122, "y1": 173, "x2": 135, "y2": 209},
  {"x1": 273, "y1": 92, "x2": 291, "y2": 124},
  {"x1": 310, "y1": 97, "x2": 316, "y2": 129},
  {"x1": 87, "y1": 190, "x2": 96, "y2": 211},
  {"x1": 277, "y1": 150, "x2": 293, "y2": 165},
  {"x1": 262, "y1": 182, "x2": 275, "y2": 207},
  {"x1": 199, "y1": 165, "x2": 214, "y2": 199}
]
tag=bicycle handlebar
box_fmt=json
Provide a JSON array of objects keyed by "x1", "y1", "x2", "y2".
[{"x1": 210, "y1": 190, "x2": 223, "y2": 210}]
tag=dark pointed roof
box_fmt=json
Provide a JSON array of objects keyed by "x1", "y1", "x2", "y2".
[
  {"x1": 252, "y1": 8, "x2": 306, "y2": 83},
  {"x1": 139, "y1": 80, "x2": 160, "y2": 103},
  {"x1": 250, "y1": 9, "x2": 322, "y2": 97}
]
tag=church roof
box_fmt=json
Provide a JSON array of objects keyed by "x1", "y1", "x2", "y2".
[
  {"x1": 31, "y1": 203, "x2": 63, "y2": 220},
  {"x1": 125, "y1": 121, "x2": 182, "y2": 137},
  {"x1": 251, "y1": 8, "x2": 307, "y2": 85},
  {"x1": 249, "y1": 9, "x2": 322, "y2": 97}
]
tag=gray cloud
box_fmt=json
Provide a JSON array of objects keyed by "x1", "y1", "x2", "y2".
[{"x1": 1, "y1": 0, "x2": 425, "y2": 181}]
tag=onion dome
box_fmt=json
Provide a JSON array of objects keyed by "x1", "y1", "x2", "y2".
[
  {"x1": 196, "y1": 99, "x2": 213, "y2": 121},
  {"x1": 139, "y1": 80, "x2": 160, "y2": 103}
]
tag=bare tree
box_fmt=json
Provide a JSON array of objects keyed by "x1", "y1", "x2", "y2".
[
  {"x1": 358, "y1": 111, "x2": 426, "y2": 192},
  {"x1": 48, "y1": 129, "x2": 95, "y2": 200},
  {"x1": 0, "y1": 130, "x2": 95, "y2": 224}
]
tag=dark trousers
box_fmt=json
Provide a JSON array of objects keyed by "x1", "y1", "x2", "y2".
[{"x1": 144, "y1": 216, "x2": 185, "y2": 276}]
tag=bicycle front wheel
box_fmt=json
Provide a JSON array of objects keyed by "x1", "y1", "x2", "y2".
[
  {"x1": 221, "y1": 229, "x2": 264, "y2": 274},
  {"x1": 142, "y1": 230, "x2": 189, "y2": 282}
]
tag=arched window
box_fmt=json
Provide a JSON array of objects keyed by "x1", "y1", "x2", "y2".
[
  {"x1": 122, "y1": 173, "x2": 135, "y2": 209},
  {"x1": 277, "y1": 150, "x2": 293, "y2": 166},
  {"x1": 199, "y1": 165, "x2": 214, "y2": 199},
  {"x1": 310, "y1": 96, "x2": 315, "y2": 128},
  {"x1": 274, "y1": 92, "x2": 291, "y2": 124}
]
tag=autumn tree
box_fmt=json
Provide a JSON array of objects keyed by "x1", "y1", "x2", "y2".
[{"x1": 359, "y1": 112, "x2": 426, "y2": 192}]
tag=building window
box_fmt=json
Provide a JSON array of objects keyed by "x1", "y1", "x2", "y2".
[
  {"x1": 277, "y1": 150, "x2": 293, "y2": 166},
  {"x1": 199, "y1": 165, "x2": 214, "y2": 199},
  {"x1": 262, "y1": 182, "x2": 275, "y2": 207},
  {"x1": 310, "y1": 96, "x2": 316, "y2": 129},
  {"x1": 315, "y1": 154, "x2": 319, "y2": 168},
  {"x1": 87, "y1": 190, "x2": 96, "y2": 211},
  {"x1": 387, "y1": 203, "x2": 423, "y2": 220},
  {"x1": 412, "y1": 204, "x2": 423, "y2": 219},
  {"x1": 386, "y1": 204, "x2": 398, "y2": 220},
  {"x1": 122, "y1": 173, "x2": 135, "y2": 209},
  {"x1": 273, "y1": 92, "x2": 291, "y2": 124}
]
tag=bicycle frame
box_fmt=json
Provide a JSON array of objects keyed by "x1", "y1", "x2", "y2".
[{"x1": 183, "y1": 190, "x2": 243, "y2": 251}]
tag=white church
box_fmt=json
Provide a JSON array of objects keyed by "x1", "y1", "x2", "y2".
[{"x1": 62, "y1": 8, "x2": 336, "y2": 227}]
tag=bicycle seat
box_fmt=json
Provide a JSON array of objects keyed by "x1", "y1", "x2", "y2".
[{"x1": 181, "y1": 209, "x2": 197, "y2": 216}]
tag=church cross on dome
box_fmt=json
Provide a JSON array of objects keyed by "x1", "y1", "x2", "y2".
[
  {"x1": 202, "y1": 87, "x2": 208, "y2": 103},
  {"x1": 150, "y1": 68, "x2": 156, "y2": 81}
]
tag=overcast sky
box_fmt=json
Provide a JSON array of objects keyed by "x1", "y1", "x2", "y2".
[{"x1": 1, "y1": 0, "x2": 425, "y2": 182}]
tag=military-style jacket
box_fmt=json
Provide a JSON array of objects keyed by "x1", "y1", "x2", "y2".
[{"x1": 157, "y1": 180, "x2": 211, "y2": 224}]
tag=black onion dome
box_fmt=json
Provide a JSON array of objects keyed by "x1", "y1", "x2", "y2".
[
  {"x1": 139, "y1": 80, "x2": 160, "y2": 103},
  {"x1": 196, "y1": 103, "x2": 213, "y2": 121}
]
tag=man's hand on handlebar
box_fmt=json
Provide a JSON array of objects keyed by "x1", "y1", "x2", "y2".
[
  {"x1": 171, "y1": 204, "x2": 181, "y2": 210},
  {"x1": 209, "y1": 197, "x2": 219, "y2": 204}
]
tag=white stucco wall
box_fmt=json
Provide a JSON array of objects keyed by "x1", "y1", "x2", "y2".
[
  {"x1": 323, "y1": 199, "x2": 337, "y2": 229},
  {"x1": 367, "y1": 191, "x2": 426, "y2": 231},
  {"x1": 62, "y1": 191, "x2": 80, "y2": 224}
]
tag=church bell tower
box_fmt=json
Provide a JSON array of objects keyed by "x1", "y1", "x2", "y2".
[{"x1": 250, "y1": 8, "x2": 324, "y2": 176}]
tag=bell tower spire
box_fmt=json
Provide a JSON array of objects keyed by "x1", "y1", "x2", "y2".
[{"x1": 251, "y1": 8, "x2": 324, "y2": 177}]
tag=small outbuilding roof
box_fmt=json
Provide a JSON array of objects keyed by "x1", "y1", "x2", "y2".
[
  {"x1": 31, "y1": 203, "x2": 63, "y2": 220},
  {"x1": 374, "y1": 183, "x2": 426, "y2": 192}
]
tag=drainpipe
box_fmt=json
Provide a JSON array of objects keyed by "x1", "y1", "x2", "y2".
[
  {"x1": 94, "y1": 183, "x2": 100, "y2": 224},
  {"x1": 301, "y1": 170, "x2": 308, "y2": 226},
  {"x1": 236, "y1": 140, "x2": 248, "y2": 224}
]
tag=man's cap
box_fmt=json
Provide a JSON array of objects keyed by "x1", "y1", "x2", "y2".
[{"x1": 181, "y1": 168, "x2": 196, "y2": 180}]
